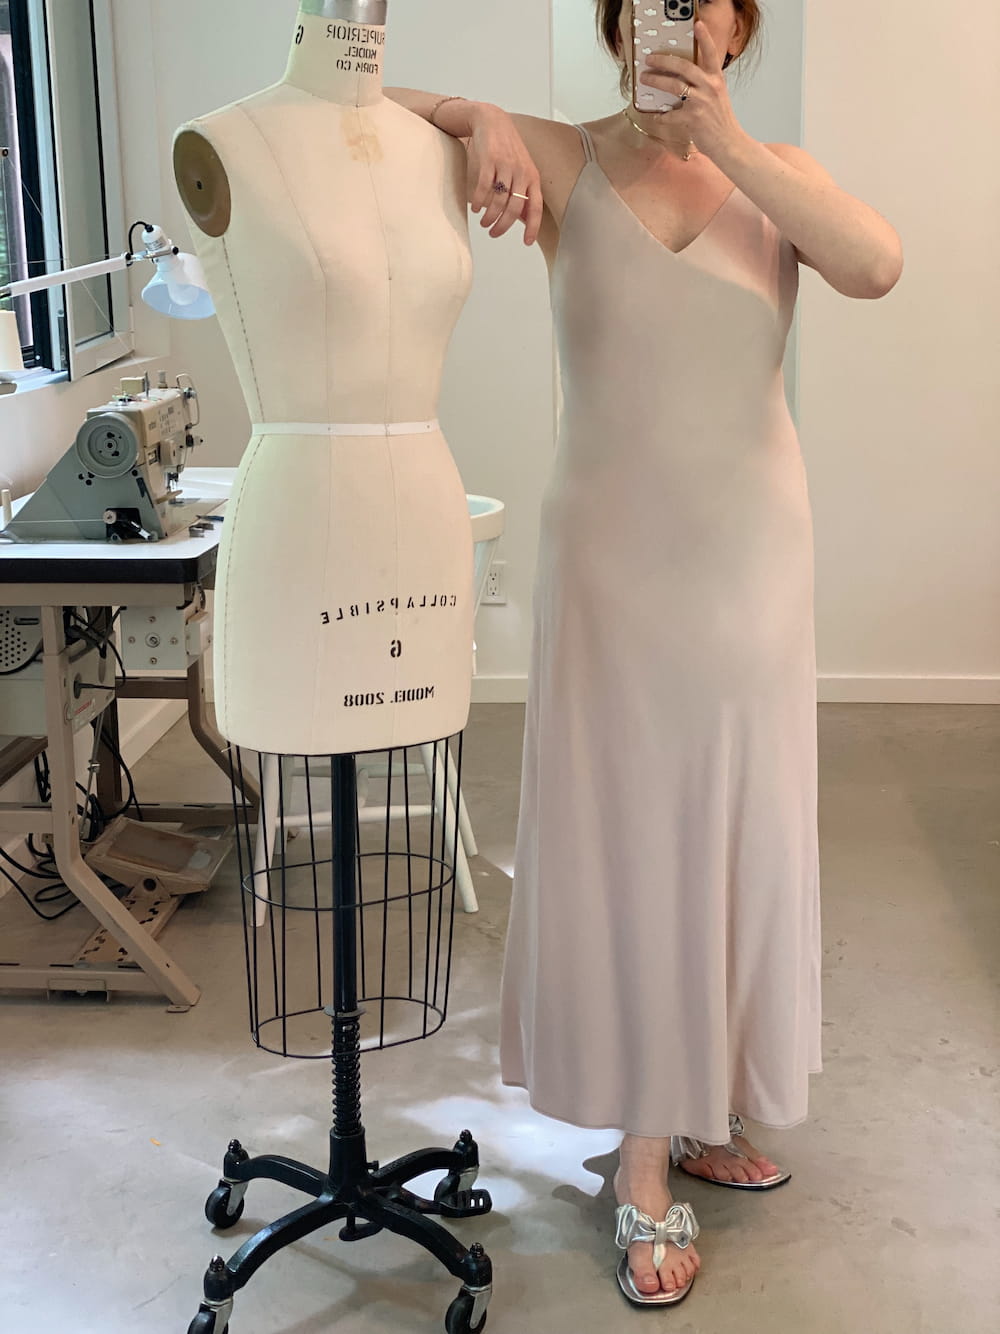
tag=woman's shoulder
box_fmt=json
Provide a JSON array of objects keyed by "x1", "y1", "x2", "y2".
[
  {"x1": 509, "y1": 114, "x2": 586, "y2": 158},
  {"x1": 507, "y1": 116, "x2": 590, "y2": 207}
]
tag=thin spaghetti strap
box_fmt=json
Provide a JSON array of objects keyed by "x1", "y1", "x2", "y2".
[{"x1": 574, "y1": 123, "x2": 596, "y2": 164}]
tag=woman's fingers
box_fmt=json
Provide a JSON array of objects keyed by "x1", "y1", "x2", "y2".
[
  {"x1": 486, "y1": 188, "x2": 521, "y2": 238},
  {"x1": 470, "y1": 158, "x2": 496, "y2": 215},
  {"x1": 463, "y1": 115, "x2": 543, "y2": 243},
  {"x1": 643, "y1": 50, "x2": 706, "y2": 89},
  {"x1": 480, "y1": 166, "x2": 515, "y2": 230},
  {"x1": 520, "y1": 174, "x2": 544, "y2": 247},
  {"x1": 693, "y1": 20, "x2": 724, "y2": 75},
  {"x1": 503, "y1": 171, "x2": 544, "y2": 247},
  {"x1": 488, "y1": 172, "x2": 536, "y2": 241}
]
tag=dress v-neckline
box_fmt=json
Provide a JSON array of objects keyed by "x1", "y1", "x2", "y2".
[{"x1": 586, "y1": 158, "x2": 739, "y2": 258}]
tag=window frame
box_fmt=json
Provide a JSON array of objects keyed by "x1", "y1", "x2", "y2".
[{"x1": 4, "y1": 0, "x2": 132, "y2": 380}]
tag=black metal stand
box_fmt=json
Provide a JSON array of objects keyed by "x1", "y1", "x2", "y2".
[{"x1": 187, "y1": 755, "x2": 493, "y2": 1334}]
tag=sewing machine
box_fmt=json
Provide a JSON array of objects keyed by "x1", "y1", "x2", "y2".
[{"x1": 1, "y1": 372, "x2": 207, "y2": 543}]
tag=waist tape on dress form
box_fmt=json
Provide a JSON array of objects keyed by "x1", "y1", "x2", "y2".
[{"x1": 251, "y1": 420, "x2": 440, "y2": 437}]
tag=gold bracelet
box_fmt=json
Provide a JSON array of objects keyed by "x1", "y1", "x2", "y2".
[{"x1": 429, "y1": 95, "x2": 465, "y2": 129}]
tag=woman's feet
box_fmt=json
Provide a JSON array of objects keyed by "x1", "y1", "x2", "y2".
[
  {"x1": 673, "y1": 1114, "x2": 791, "y2": 1189},
  {"x1": 614, "y1": 1135, "x2": 701, "y2": 1299}
]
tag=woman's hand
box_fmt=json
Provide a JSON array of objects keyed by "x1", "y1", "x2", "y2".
[
  {"x1": 640, "y1": 21, "x2": 748, "y2": 161},
  {"x1": 463, "y1": 104, "x2": 544, "y2": 246},
  {"x1": 640, "y1": 23, "x2": 901, "y2": 298}
]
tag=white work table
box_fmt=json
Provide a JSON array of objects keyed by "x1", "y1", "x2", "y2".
[{"x1": 0, "y1": 469, "x2": 247, "y2": 1009}]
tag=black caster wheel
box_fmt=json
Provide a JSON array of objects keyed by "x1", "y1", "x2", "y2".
[
  {"x1": 205, "y1": 1184, "x2": 245, "y2": 1229},
  {"x1": 445, "y1": 1292, "x2": 487, "y2": 1334},
  {"x1": 187, "y1": 1313, "x2": 228, "y2": 1334}
]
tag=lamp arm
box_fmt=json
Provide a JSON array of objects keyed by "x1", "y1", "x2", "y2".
[
  {"x1": 0, "y1": 231, "x2": 176, "y2": 301},
  {"x1": 2, "y1": 252, "x2": 131, "y2": 300}
]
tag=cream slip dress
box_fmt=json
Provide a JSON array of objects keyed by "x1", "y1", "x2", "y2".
[{"x1": 499, "y1": 124, "x2": 823, "y2": 1143}]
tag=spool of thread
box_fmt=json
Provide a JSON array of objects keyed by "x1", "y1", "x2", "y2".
[{"x1": 0, "y1": 309, "x2": 24, "y2": 374}]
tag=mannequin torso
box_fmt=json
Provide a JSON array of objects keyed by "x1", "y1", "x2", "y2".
[{"x1": 175, "y1": 6, "x2": 475, "y2": 755}]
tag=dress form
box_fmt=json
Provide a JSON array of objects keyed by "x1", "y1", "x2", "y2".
[{"x1": 174, "y1": 0, "x2": 474, "y2": 755}]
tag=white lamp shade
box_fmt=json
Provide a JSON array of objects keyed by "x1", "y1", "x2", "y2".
[
  {"x1": 141, "y1": 250, "x2": 215, "y2": 321},
  {"x1": 0, "y1": 309, "x2": 24, "y2": 373}
]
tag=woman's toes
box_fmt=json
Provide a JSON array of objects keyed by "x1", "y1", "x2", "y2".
[
  {"x1": 630, "y1": 1247, "x2": 660, "y2": 1292},
  {"x1": 659, "y1": 1262, "x2": 682, "y2": 1294}
]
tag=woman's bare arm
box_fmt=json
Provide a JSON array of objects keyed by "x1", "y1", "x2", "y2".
[
  {"x1": 386, "y1": 88, "x2": 545, "y2": 245},
  {"x1": 722, "y1": 139, "x2": 902, "y2": 299},
  {"x1": 639, "y1": 26, "x2": 902, "y2": 299}
]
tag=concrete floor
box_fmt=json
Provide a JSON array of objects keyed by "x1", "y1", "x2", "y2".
[{"x1": 1, "y1": 702, "x2": 998, "y2": 1333}]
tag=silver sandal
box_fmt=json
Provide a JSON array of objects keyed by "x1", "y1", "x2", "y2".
[
  {"x1": 671, "y1": 1113, "x2": 792, "y2": 1191},
  {"x1": 614, "y1": 1201, "x2": 700, "y2": 1306}
]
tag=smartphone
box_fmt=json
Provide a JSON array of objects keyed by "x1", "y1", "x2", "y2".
[{"x1": 631, "y1": 1, "x2": 698, "y2": 115}]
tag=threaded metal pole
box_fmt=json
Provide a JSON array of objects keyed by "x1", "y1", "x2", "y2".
[{"x1": 330, "y1": 754, "x2": 363, "y2": 1136}]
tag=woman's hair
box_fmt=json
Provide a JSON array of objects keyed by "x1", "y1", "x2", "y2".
[{"x1": 596, "y1": 1, "x2": 763, "y2": 95}]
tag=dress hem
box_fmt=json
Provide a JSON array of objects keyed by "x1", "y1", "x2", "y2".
[{"x1": 500, "y1": 1070, "x2": 824, "y2": 1141}]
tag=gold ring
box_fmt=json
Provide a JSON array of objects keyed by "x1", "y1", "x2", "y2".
[
  {"x1": 680, "y1": 84, "x2": 691, "y2": 101},
  {"x1": 511, "y1": 192, "x2": 530, "y2": 201}
]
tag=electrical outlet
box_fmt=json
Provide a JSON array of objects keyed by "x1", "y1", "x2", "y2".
[{"x1": 483, "y1": 560, "x2": 507, "y2": 605}]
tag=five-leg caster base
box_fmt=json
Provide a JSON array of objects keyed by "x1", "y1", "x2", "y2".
[{"x1": 186, "y1": 1130, "x2": 493, "y2": 1332}]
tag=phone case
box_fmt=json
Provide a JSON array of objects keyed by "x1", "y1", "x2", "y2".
[{"x1": 631, "y1": 1, "x2": 698, "y2": 115}]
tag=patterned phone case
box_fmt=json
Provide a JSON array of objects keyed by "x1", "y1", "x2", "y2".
[{"x1": 631, "y1": 1, "x2": 698, "y2": 115}]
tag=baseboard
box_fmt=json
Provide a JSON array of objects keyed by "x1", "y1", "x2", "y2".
[
  {"x1": 818, "y1": 676, "x2": 1000, "y2": 705},
  {"x1": 472, "y1": 676, "x2": 529, "y2": 704},
  {"x1": 117, "y1": 698, "x2": 187, "y2": 768},
  {"x1": 471, "y1": 674, "x2": 1000, "y2": 706}
]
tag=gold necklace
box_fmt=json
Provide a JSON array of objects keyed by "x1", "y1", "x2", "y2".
[{"x1": 622, "y1": 109, "x2": 699, "y2": 162}]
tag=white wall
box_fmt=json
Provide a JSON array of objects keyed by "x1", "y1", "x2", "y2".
[{"x1": 799, "y1": 0, "x2": 1000, "y2": 701}]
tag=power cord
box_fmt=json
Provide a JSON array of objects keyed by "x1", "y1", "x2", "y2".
[
  {"x1": 1, "y1": 607, "x2": 145, "y2": 919},
  {"x1": 1, "y1": 714, "x2": 141, "y2": 921},
  {"x1": 0, "y1": 854, "x2": 133, "y2": 922},
  {"x1": 65, "y1": 607, "x2": 128, "y2": 681},
  {"x1": 94, "y1": 720, "x2": 144, "y2": 823}
]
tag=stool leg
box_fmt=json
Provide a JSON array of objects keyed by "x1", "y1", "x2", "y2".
[
  {"x1": 420, "y1": 743, "x2": 478, "y2": 914},
  {"x1": 451, "y1": 765, "x2": 479, "y2": 858},
  {"x1": 253, "y1": 754, "x2": 281, "y2": 927}
]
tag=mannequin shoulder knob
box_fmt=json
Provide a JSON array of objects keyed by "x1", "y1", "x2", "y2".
[{"x1": 173, "y1": 128, "x2": 231, "y2": 238}]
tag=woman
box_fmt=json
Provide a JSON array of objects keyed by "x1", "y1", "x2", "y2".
[{"x1": 391, "y1": 0, "x2": 901, "y2": 1307}]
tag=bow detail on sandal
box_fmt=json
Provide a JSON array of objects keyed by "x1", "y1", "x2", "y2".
[{"x1": 615, "y1": 1201, "x2": 700, "y2": 1271}]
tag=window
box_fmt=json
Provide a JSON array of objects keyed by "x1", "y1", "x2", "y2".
[{"x1": 1, "y1": 0, "x2": 130, "y2": 380}]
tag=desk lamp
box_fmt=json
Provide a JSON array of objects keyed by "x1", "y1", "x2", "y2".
[{"x1": 0, "y1": 221, "x2": 215, "y2": 393}]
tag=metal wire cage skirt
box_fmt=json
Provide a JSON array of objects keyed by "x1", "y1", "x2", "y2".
[{"x1": 228, "y1": 737, "x2": 465, "y2": 1059}]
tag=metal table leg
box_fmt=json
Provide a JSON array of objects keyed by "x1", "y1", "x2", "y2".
[{"x1": 0, "y1": 608, "x2": 201, "y2": 1009}]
